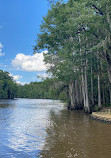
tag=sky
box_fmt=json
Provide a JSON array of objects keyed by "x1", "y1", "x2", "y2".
[{"x1": 0, "y1": 0, "x2": 49, "y2": 85}]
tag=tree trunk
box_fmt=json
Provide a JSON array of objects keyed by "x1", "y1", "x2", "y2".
[
  {"x1": 82, "y1": 71, "x2": 86, "y2": 108},
  {"x1": 66, "y1": 86, "x2": 71, "y2": 109},
  {"x1": 103, "y1": 4, "x2": 111, "y2": 83},
  {"x1": 80, "y1": 84, "x2": 83, "y2": 107},
  {"x1": 91, "y1": 68, "x2": 94, "y2": 105},
  {"x1": 69, "y1": 80, "x2": 76, "y2": 110},
  {"x1": 108, "y1": 65, "x2": 111, "y2": 84},
  {"x1": 75, "y1": 80, "x2": 79, "y2": 107},
  {"x1": 109, "y1": 83, "x2": 111, "y2": 104},
  {"x1": 97, "y1": 55, "x2": 102, "y2": 109},
  {"x1": 98, "y1": 74, "x2": 101, "y2": 108},
  {"x1": 106, "y1": 3, "x2": 111, "y2": 32},
  {"x1": 84, "y1": 66, "x2": 90, "y2": 112},
  {"x1": 79, "y1": 34, "x2": 90, "y2": 112},
  {"x1": 81, "y1": 68, "x2": 90, "y2": 113},
  {"x1": 102, "y1": 87, "x2": 105, "y2": 105}
]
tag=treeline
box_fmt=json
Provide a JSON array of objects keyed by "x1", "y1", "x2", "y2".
[
  {"x1": 34, "y1": 0, "x2": 111, "y2": 113},
  {"x1": 17, "y1": 78, "x2": 68, "y2": 101},
  {"x1": 0, "y1": 70, "x2": 17, "y2": 99},
  {"x1": 0, "y1": 69, "x2": 67, "y2": 101}
]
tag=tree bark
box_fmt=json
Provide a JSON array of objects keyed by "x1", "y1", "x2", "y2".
[
  {"x1": 80, "y1": 84, "x2": 83, "y2": 107},
  {"x1": 82, "y1": 67, "x2": 90, "y2": 113},
  {"x1": 84, "y1": 66, "x2": 90, "y2": 112},
  {"x1": 75, "y1": 80, "x2": 79, "y2": 106},
  {"x1": 69, "y1": 80, "x2": 76, "y2": 110},
  {"x1": 98, "y1": 73, "x2": 102, "y2": 108},
  {"x1": 102, "y1": 86, "x2": 105, "y2": 105},
  {"x1": 108, "y1": 65, "x2": 111, "y2": 84},
  {"x1": 109, "y1": 83, "x2": 111, "y2": 104},
  {"x1": 91, "y1": 68, "x2": 94, "y2": 105},
  {"x1": 97, "y1": 55, "x2": 102, "y2": 109},
  {"x1": 106, "y1": 3, "x2": 111, "y2": 32}
]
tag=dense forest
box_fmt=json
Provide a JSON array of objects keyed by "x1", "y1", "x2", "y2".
[
  {"x1": 0, "y1": 69, "x2": 67, "y2": 101},
  {"x1": 0, "y1": 70, "x2": 17, "y2": 99},
  {"x1": 33, "y1": 0, "x2": 111, "y2": 113},
  {"x1": 17, "y1": 78, "x2": 68, "y2": 102},
  {"x1": 1, "y1": 0, "x2": 111, "y2": 114}
]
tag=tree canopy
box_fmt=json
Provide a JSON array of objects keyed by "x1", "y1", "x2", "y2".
[
  {"x1": 34, "y1": 0, "x2": 111, "y2": 112},
  {"x1": 0, "y1": 70, "x2": 17, "y2": 99},
  {"x1": 17, "y1": 78, "x2": 68, "y2": 102}
]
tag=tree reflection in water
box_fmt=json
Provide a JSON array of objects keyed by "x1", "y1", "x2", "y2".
[
  {"x1": 38, "y1": 108, "x2": 111, "y2": 158},
  {"x1": 37, "y1": 109, "x2": 89, "y2": 158}
]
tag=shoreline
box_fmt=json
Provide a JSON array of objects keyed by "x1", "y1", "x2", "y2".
[{"x1": 90, "y1": 109, "x2": 111, "y2": 124}]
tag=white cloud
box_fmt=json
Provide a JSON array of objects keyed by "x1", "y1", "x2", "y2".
[
  {"x1": 0, "y1": 43, "x2": 3, "y2": 48},
  {"x1": 12, "y1": 51, "x2": 48, "y2": 72},
  {"x1": 0, "y1": 43, "x2": 5, "y2": 56},
  {"x1": 16, "y1": 81, "x2": 28, "y2": 85},
  {"x1": 9, "y1": 73, "x2": 26, "y2": 85},
  {"x1": 13, "y1": 75, "x2": 22, "y2": 80},
  {"x1": 37, "y1": 72, "x2": 52, "y2": 80},
  {"x1": 9, "y1": 73, "x2": 22, "y2": 81},
  {"x1": 0, "y1": 52, "x2": 5, "y2": 56}
]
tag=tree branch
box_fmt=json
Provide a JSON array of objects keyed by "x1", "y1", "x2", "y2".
[
  {"x1": 76, "y1": 27, "x2": 86, "y2": 34},
  {"x1": 92, "y1": 4, "x2": 103, "y2": 16}
]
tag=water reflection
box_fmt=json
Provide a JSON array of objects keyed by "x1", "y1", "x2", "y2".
[
  {"x1": 0, "y1": 99, "x2": 64, "y2": 158},
  {"x1": 0, "y1": 99, "x2": 111, "y2": 158},
  {"x1": 38, "y1": 110, "x2": 111, "y2": 158}
]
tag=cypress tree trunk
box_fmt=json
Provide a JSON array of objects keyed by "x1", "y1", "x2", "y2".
[
  {"x1": 91, "y1": 68, "x2": 94, "y2": 105},
  {"x1": 106, "y1": 3, "x2": 111, "y2": 31},
  {"x1": 109, "y1": 83, "x2": 111, "y2": 104},
  {"x1": 69, "y1": 80, "x2": 76, "y2": 110},
  {"x1": 67, "y1": 86, "x2": 71, "y2": 109},
  {"x1": 75, "y1": 80, "x2": 80, "y2": 108},
  {"x1": 82, "y1": 71, "x2": 86, "y2": 108},
  {"x1": 103, "y1": 86, "x2": 105, "y2": 105},
  {"x1": 79, "y1": 35, "x2": 90, "y2": 112},
  {"x1": 80, "y1": 84, "x2": 83, "y2": 108},
  {"x1": 108, "y1": 65, "x2": 111, "y2": 84},
  {"x1": 97, "y1": 55, "x2": 102, "y2": 109},
  {"x1": 75, "y1": 80, "x2": 83, "y2": 109},
  {"x1": 98, "y1": 73, "x2": 101, "y2": 108},
  {"x1": 106, "y1": 3, "x2": 111, "y2": 84},
  {"x1": 103, "y1": 48, "x2": 111, "y2": 84},
  {"x1": 82, "y1": 67, "x2": 90, "y2": 113},
  {"x1": 84, "y1": 66, "x2": 90, "y2": 112}
]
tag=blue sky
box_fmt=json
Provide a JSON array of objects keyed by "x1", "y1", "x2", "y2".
[{"x1": 0, "y1": 0, "x2": 49, "y2": 84}]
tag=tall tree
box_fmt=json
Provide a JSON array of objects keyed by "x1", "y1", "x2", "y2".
[{"x1": 34, "y1": 0, "x2": 111, "y2": 112}]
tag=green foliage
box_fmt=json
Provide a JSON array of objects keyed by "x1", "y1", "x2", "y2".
[
  {"x1": 104, "y1": 103, "x2": 111, "y2": 107},
  {"x1": 33, "y1": 0, "x2": 111, "y2": 110},
  {"x1": 17, "y1": 78, "x2": 68, "y2": 100},
  {"x1": 0, "y1": 70, "x2": 17, "y2": 99},
  {"x1": 92, "y1": 105, "x2": 100, "y2": 112}
]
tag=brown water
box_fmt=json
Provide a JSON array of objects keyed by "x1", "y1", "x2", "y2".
[
  {"x1": 38, "y1": 108, "x2": 111, "y2": 158},
  {"x1": 0, "y1": 99, "x2": 111, "y2": 158}
]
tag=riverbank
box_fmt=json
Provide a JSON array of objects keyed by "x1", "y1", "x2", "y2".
[{"x1": 91, "y1": 108, "x2": 111, "y2": 123}]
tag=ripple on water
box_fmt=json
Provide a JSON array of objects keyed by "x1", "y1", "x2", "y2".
[
  {"x1": 0, "y1": 99, "x2": 65, "y2": 158},
  {"x1": 1, "y1": 99, "x2": 111, "y2": 158}
]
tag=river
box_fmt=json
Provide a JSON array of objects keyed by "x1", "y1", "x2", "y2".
[{"x1": 0, "y1": 99, "x2": 111, "y2": 158}]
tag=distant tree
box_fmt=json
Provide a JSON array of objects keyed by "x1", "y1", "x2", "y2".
[{"x1": 0, "y1": 70, "x2": 17, "y2": 99}]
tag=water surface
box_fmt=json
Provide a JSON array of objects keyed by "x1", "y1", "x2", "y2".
[{"x1": 0, "y1": 99, "x2": 111, "y2": 158}]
